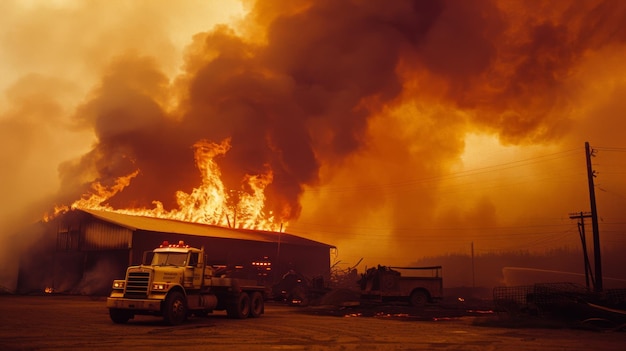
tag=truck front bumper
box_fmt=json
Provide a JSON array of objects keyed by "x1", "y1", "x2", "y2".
[{"x1": 106, "y1": 297, "x2": 162, "y2": 312}]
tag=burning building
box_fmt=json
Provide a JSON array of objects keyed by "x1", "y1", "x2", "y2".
[
  {"x1": 17, "y1": 208, "x2": 334, "y2": 296},
  {"x1": 4, "y1": 0, "x2": 626, "y2": 293}
]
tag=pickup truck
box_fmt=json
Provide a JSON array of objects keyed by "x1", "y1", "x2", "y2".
[{"x1": 358, "y1": 265, "x2": 443, "y2": 306}]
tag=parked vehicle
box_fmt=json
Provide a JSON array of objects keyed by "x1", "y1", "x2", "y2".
[
  {"x1": 358, "y1": 265, "x2": 443, "y2": 306},
  {"x1": 107, "y1": 240, "x2": 266, "y2": 325}
]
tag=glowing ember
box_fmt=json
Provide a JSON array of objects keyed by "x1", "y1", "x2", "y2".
[{"x1": 49, "y1": 138, "x2": 285, "y2": 232}]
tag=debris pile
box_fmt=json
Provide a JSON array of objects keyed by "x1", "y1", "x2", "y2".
[{"x1": 493, "y1": 282, "x2": 626, "y2": 330}]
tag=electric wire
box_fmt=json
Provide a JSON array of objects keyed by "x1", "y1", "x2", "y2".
[{"x1": 294, "y1": 145, "x2": 626, "y2": 252}]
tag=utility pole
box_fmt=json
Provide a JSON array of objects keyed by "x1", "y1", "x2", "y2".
[
  {"x1": 471, "y1": 242, "x2": 475, "y2": 289},
  {"x1": 568, "y1": 211, "x2": 593, "y2": 289},
  {"x1": 585, "y1": 142, "x2": 603, "y2": 292}
]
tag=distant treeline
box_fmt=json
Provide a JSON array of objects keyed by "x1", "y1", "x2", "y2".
[{"x1": 410, "y1": 247, "x2": 626, "y2": 290}]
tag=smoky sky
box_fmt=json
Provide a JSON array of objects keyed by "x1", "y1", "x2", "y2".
[
  {"x1": 59, "y1": 0, "x2": 453, "y2": 219},
  {"x1": 58, "y1": 0, "x2": 625, "y2": 221},
  {"x1": 2, "y1": 0, "x2": 626, "y2": 270}
]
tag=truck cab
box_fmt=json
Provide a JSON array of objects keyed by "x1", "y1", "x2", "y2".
[
  {"x1": 110, "y1": 241, "x2": 204, "y2": 300},
  {"x1": 107, "y1": 240, "x2": 265, "y2": 325},
  {"x1": 148, "y1": 242, "x2": 207, "y2": 290}
]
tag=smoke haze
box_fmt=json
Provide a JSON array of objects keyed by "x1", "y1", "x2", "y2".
[{"x1": 2, "y1": 0, "x2": 626, "y2": 286}]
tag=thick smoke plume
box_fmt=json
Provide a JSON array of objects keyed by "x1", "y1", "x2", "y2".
[
  {"x1": 60, "y1": 1, "x2": 451, "y2": 220},
  {"x1": 2, "y1": 0, "x2": 626, "y2": 285}
]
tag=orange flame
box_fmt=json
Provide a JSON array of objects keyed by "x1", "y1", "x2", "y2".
[
  {"x1": 49, "y1": 138, "x2": 285, "y2": 231},
  {"x1": 71, "y1": 170, "x2": 141, "y2": 211}
]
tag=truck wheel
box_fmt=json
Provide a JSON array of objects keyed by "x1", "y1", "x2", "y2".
[
  {"x1": 163, "y1": 291, "x2": 187, "y2": 325},
  {"x1": 227, "y1": 293, "x2": 250, "y2": 319},
  {"x1": 109, "y1": 308, "x2": 132, "y2": 324},
  {"x1": 409, "y1": 290, "x2": 428, "y2": 307},
  {"x1": 250, "y1": 292, "x2": 264, "y2": 318}
]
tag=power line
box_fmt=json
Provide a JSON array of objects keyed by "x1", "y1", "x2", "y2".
[
  {"x1": 306, "y1": 148, "x2": 581, "y2": 194},
  {"x1": 594, "y1": 146, "x2": 626, "y2": 152},
  {"x1": 291, "y1": 144, "x2": 626, "y2": 255},
  {"x1": 288, "y1": 222, "x2": 575, "y2": 241}
]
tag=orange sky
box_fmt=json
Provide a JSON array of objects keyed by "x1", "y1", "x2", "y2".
[{"x1": 1, "y1": 0, "x2": 626, "y2": 275}]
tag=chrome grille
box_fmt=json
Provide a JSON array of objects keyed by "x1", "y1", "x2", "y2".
[{"x1": 124, "y1": 271, "x2": 150, "y2": 298}]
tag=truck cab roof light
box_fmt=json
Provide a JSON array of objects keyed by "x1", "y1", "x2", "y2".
[{"x1": 160, "y1": 240, "x2": 189, "y2": 248}]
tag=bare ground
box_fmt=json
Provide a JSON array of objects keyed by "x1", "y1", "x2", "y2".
[{"x1": 0, "y1": 295, "x2": 625, "y2": 350}]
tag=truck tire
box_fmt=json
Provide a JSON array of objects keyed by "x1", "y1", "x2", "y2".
[
  {"x1": 109, "y1": 308, "x2": 132, "y2": 324},
  {"x1": 163, "y1": 291, "x2": 187, "y2": 325},
  {"x1": 409, "y1": 290, "x2": 428, "y2": 307},
  {"x1": 227, "y1": 293, "x2": 250, "y2": 319},
  {"x1": 249, "y1": 292, "x2": 264, "y2": 318}
]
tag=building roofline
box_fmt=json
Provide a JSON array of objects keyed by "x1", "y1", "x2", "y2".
[{"x1": 77, "y1": 208, "x2": 335, "y2": 249}]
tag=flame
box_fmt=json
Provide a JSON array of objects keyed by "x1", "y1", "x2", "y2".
[
  {"x1": 71, "y1": 170, "x2": 140, "y2": 211},
  {"x1": 50, "y1": 138, "x2": 285, "y2": 232}
]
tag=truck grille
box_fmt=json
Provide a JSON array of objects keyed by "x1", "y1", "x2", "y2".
[{"x1": 124, "y1": 271, "x2": 150, "y2": 298}]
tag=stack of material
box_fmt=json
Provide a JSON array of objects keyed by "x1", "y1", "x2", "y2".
[{"x1": 493, "y1": 282, "x2": 626, "y2": 329}]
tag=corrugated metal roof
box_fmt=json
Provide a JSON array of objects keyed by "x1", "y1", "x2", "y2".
[{"x1": 79, "y1": 209, "x2": 334, "y2": 248}]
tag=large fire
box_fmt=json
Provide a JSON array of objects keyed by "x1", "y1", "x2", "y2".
[{"x1": 49, "y1": 138, "x2": 284, "y2": 232}]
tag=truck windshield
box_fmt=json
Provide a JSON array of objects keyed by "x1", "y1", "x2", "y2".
[{"x1": 151, "y1": 252, "x2": 188, "y2": 266}]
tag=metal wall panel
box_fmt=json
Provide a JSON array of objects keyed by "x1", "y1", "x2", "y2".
[{"x1": 81, "y1": 220, "x2": 132, "y2": 250}]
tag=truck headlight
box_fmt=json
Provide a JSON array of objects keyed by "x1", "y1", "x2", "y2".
[
  {"x1": 152, "y1": 283, "x2": 169, "y2": 291},
  {"x1": 112, "y1": 280, "x2": 125, "y2": 289}
]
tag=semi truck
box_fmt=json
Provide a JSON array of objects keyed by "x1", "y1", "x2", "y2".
[
  {"x1": 358, "y1": 265, "x2": 443, "y2": 306},
  {"x1": 106, "y1": 240, "x2": 266, "y2": 325}
]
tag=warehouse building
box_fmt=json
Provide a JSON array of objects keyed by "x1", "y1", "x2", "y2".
[{"x1": 17, "y1": 209, "x2": 335, "y2": 295}]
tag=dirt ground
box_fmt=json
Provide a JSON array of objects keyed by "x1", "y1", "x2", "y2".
[{"x1": 1, "y1": 295, "x2": 625, "y2": 350}]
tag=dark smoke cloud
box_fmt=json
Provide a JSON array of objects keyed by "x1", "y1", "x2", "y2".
[
  {"x1": 445, "y1": 0, "x2": 626, "y2": 144},
  {"x1": 3, "y1": 0, "x2": 626, "y2": 276},
  {"x1": 62, "y1": 55, "x2": 200, "y2": 209},
  {"x1": 58, "y1": 0, "x2": 452, "y2": 220},
  {"x1": 59, "y1": 0, "x2": 626, "y2": 245}
]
